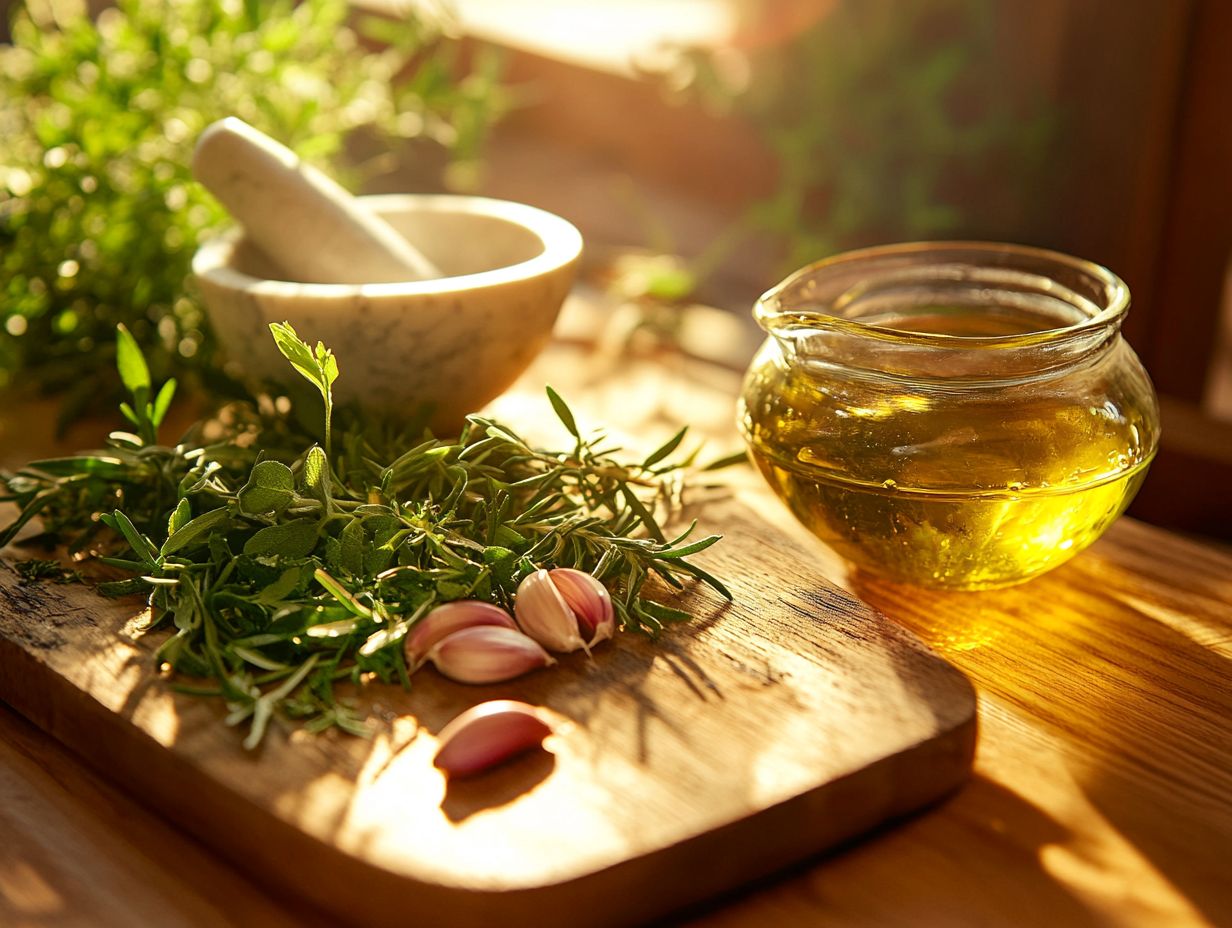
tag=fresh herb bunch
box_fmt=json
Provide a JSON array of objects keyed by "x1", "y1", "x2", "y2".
[
  {"x1": 0, "y1": 0, "x2": 506, "y2": 420},
  {"x1": 2, "y1": 324, "x2": 728, "y2": 747}
]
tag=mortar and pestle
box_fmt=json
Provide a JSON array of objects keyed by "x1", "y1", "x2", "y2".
[{"x1": 191, "y1": 118, "x2": 582, "y2": 432}]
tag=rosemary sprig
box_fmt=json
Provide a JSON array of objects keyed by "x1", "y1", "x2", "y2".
[{"x1": 1, "y1": 324, "x2": 729, "y2": 746}]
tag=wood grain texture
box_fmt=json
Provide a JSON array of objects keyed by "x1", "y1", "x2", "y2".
[
  {"x1": 679, "y1": 490, "x2": 1232, "y2": 928},
  {"x1": 0, "y1": 706, "x2": 326, "y2": 928},
  {"x1": 4, "y1": 330, "x2": 1230, "y2": 927},
  {"x1": 491, "y1": 336, "x2": 1232, "y2": 926},
  {"x1": 0, "y1": 497, "x2": 975, "y2": 928}
]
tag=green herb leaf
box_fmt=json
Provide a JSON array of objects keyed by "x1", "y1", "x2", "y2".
[
  {"x1": 270, "y1": 322, "x2": 335, "y2": 400},
  {"x1": 253, "y1": 567, "x2": 304, "y2": 605},
  {"x1": 339, "y1": 518, "x2": 367, "y2": 577},
  {"x1": 243, "y1": 519, "x2": 321, "y2": 559},
  {"x1": 151, "y1": 379, "x2": 177, "y2": 428},
  {"x1": 115, "y1": 324, "x2": 151, "y2": 397},
  {"x1": 620, "y1": 485, "x2": 666, "y2": 542},
  {"x1": 643, "y1": 426, "x2": 689, "y2": 468},
  {"x1": 97, "y1": 577, "x2": 151, "y2": 598},
  {"x1": 701, "y1": 450, "x2": 750, "y2": 471},
  {"x1": 270, "y1": 322, "x2": 337, "y2": 456},
  {"x1": 168, "y1": 499, "x2": 192, "y2": 536},
  {"x1": 653, "y1": 533, "x2": 722, "y2": 559},
  {"x1": 303, "y1": 446, "x2": 327, "y2": 492},
  {"x1": 238, "y1": 460, "x2": 296, "y2": 516},
  {"x1": 546, "y1": 385, "x2": 579, "y2": 438},
  {"x1": 314, "y1": 568, "x2": 372, "y2": 619},
  {"x1": 103, "y1": 510, "x2": 160, "y2": 568},
  {"x1": 0, "y1": 324, "x2": 730, "y2": 748},
  {"x1": 241, "y1": 655, "x2": 319, "y2": 750},
  {"x1": 163, "y1": 508, "x2": 231, "y2": 556},
  {"x1": 26, "y1": 456, "x2": 130, "y2": 480}
]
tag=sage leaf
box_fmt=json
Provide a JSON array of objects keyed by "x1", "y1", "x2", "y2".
[
  {"x1": 238, "y1": 460, "x2": 296, "y2": 515},
  {"x1": 244, "y1": 519, "x2": 320, "y2": 559},
  {"x1": 339, "y1": 517, "x2": 366, "y2": 578},
  {"x1": 253, "y1": 567, "x2": 303, "y2": 605}
]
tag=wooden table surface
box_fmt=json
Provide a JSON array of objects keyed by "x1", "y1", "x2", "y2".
[{"x1": 2, "y1": 320, "x2": 1230, "y2": 928}]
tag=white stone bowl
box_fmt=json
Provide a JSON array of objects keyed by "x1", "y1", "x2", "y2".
[{"x1": 193, "y1": 194, "x2": 582, "y2": 432}]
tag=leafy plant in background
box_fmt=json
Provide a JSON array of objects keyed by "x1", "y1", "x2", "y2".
[
  {"x1": 0, "y1": 0, "x2": 507, "y2": 423},
  {"x1": 673, "y1": 0, "x2": 1057, "y2": 276}
]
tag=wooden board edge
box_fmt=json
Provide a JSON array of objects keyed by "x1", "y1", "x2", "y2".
[
  {"x1": 0, "y1": 627, "x2": 977, "y2": 928},
  {"x1": 566, "y1": 700, "x2": 979, "y2": 928}
]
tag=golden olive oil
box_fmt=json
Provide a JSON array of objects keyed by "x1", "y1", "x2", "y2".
[{"x1": 740, "y1": 307, "x2": 1156, "y2": 589}]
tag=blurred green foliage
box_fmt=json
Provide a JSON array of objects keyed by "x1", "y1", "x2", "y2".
[
  {"x1": 0, "y1": 0, "x2": 506, "y2": 422},
  {"x1": 680, "y1": 0, "x2": 1056, "y2": 272}
]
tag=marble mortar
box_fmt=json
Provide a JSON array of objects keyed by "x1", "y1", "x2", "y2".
[{"x1": 193, "y1": 194, "x2": 583, "y2": 432}]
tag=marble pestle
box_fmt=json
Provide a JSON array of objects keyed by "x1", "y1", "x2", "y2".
[{"x1": 191, "y1": 117, "x2": 442, "y2": 284}]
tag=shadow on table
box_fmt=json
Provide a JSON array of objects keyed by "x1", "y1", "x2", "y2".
[
  {"x1": 669, "y1": 775, "x2": 1107, "y2": 927},
  {"x1": 847, "y1": 537, "x2": 1232, "y2": 928},
  {"x1": 1060, "y1": 547, "x2": 1232, "y2": 926}
]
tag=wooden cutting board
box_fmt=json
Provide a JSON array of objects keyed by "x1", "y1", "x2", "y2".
[{"x1": 0, "y1": 492, "x2": 974, "y2": 928}]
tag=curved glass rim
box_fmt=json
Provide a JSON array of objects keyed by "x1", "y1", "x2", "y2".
[{"x1": 755, "y1": 241, "x2": 1130, "y2": 350}]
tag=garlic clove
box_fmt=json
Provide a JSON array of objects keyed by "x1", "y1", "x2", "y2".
[
  {"x1": 433, "y1": 700, "x2": 555, "y2": 778},
  {"x1": 405, "y1": 600, "x2": 516, "y2": 668},
  {"x1": 548, "y1": 568, "x2": 615, "y2": 647},
  {"x1": 426, "y1": 625, "x2": 554, "y2": 684},
  {"x1": 514, "y1": 568, "x2": 588, "y2": 652}
]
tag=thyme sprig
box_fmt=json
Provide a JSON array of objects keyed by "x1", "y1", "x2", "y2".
[{"x1": 1, "y1": 324, "x2": 729, "y2": 747}]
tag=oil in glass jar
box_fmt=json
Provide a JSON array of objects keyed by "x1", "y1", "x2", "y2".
[{"x1": 738, "y1": 243, "x2": 1160, "y2": 589}]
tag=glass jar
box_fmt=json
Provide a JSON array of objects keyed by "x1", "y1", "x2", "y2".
[{"x1": 738, "y1": 242, "x2": 1160, "y2": 589}]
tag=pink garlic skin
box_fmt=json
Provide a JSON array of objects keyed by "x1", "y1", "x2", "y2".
[
  {"x1": 514, "y1": 569, "x2": 582, "y2": 652},
  {"x1": 426, "y1": 624, "x2": 554, "y2": 684},
  {"x1": 434, "y1": 700, "x2": 555, "y2": 778},
  {"x1": 405, "y1": 600, "x2": 516, "y2": 668},
  {"x1": 514, "y1": 568, "x2": 615, "y2": 653},
  {"x1": 549, "y1": 568, "x2": 614, "y2": 645}
]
